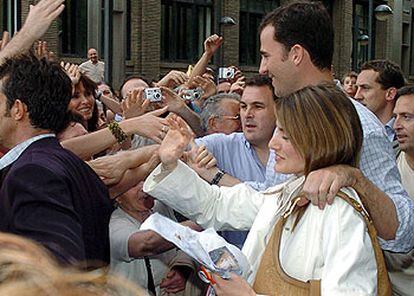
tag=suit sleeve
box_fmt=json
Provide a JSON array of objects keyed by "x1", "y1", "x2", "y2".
[{"x1": 7, "y1": 164, "x2": 86, "y2": 265}]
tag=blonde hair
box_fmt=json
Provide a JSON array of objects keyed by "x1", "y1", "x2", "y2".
[
  {"x1": 276, "y1": 83, "x2": 363, "y2": 176},
  {"x1": 0, "y1": 233, "x2": 145, "y2": 296}
]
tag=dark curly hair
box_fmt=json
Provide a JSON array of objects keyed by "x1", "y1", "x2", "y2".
[{"x1": 0, "y1": 54, "x2": 72, "y2": 134}]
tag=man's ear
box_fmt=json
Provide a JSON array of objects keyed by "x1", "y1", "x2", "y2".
[
  {"x1": 385, "y1": 87, "x2": 398, "y2": 102},
  {"x1": 207, "y1": 116, "x2": 216, "y2": 132},
  {"x1": 10, "y1": 99, "x2": 27, "y2": 121},
  {"x1": 289, "y1": 44, "x2": 305, "y2": 66}
]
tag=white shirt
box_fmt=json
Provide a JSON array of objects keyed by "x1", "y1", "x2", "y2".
[{"x1": 144, "y1": 161, "x2": 377, "y2": 295}]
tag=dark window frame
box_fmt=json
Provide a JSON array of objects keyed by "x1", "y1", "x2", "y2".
[
  {"x1": 161, "y1": 0, "x2": 213, "y2": 63},
  {"x1": 60, "y1": 0, "x2": 88, "y2": 57},
  {"x1": 239, "y1": 0, "x2": 280, "y2": 66}
]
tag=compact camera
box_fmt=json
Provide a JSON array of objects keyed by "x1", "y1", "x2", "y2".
[
  {"x1": 182, "y1": 88, "x2": 204, "y2": 101},
  {"x1": 144, "y1": 88, "x2": 163, "y2": 102},
  {"x1": 218, "y1": 67, "x2": 235, "y2": 79}
]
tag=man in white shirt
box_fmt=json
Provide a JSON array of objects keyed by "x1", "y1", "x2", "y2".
[
  {"x1": 79, "y1": 48, "x2": 105, "y2": 83},
  {"x1": 385, "y1": 85, "x2": 414, "y2": 296}
]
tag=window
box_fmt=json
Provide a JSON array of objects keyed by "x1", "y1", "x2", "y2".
[
  {"x1": 161, "y1": 0, "x2": 213, "y2": 62},
  {"x1": 0, "y1": 1, "x2": 21, "y2": 34},
  {"x1": 0, "y1": 2, "x2": 5, "y2": 33},
  {"x1": 410, "y1": 8, "x2": 414, "y2": 76},
  {"x1": 352, "y1": 3, "x2": 370, "y2": 71},
  {"x1": 60, "y1": 0, "x2": 88, "y2": 56},
  {"x1": 239, "y1": 0, "x2": 279, "y2": 66}
]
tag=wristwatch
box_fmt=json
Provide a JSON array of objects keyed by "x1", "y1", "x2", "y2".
[{"x1": 211, "y1": 169, "x2": 225, "y2": 185}]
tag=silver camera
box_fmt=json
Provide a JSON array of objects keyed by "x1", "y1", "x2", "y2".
[
  {"x1": 144, "y1": 88, "x2": 163, "y2": 102},
  {"x1": 182, "y1": 88, "x2": 204, "y2": 101},
  {"x1": 218, "y1": 67, "x2": 235, "y2": 79}
]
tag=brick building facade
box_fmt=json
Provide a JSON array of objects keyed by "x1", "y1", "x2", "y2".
[{"x1": 2, "y1": 0, "x2": 414, "y2": 89}]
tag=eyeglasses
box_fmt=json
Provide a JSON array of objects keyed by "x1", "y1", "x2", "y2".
[{"x1": 214, "y1": 114, "x2": 240, "y2": 121}]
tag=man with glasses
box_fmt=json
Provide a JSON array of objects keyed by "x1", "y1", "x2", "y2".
[
  {"x1": 200, "y1": 93, "x2": 242, "y2": 135},
  {"x1": 195, "y1": 75, "x2": 277, "y2": 248}
]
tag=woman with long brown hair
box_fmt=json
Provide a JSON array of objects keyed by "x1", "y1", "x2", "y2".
[{"x1": 144, "y1": 83, "x2": 388, "y2": 295}]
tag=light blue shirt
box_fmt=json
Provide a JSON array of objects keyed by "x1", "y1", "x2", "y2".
[
  {"x1": 195, "y1": 132, "x2": 267, "y2": 249},
  {"x1": 0, "y1": 134, "x2": 55, "y2": 170},
  {"x1": 385, "y1": 117, "x2": 396, "y2": 142},
  {"x1": 195, "y1": 132, "x2": 266, "y2": 183},
  {"x1": 249, "y1": 100, "x2": 414, "y2": 253}
]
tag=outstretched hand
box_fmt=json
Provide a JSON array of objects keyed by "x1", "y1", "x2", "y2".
[
  {"x1": 60, "y1": 62, "x2": 81, "y2": 86},
  {"x1": 122, "y1": 88, "x2": 150, "y2": 119},
  {"x1": 158, "y1": 115, "x2": 194, "y2": 171}
]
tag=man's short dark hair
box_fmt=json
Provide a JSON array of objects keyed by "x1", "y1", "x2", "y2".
[
  {"x1": 0, "y1": 54, "x2": 72, "y2": 134},
  {"x1": 245, "y1": 75, "x2": 277, "y2": 101},
  {"x1": 361, "y1": 59, "x2": 405, "y2": 90},
  {"x1": 259, "y1": 1, "x2": 334, "y2": 71},
  {"x1": 396, "y1": 85, "x2": 414, "y2": 100}
]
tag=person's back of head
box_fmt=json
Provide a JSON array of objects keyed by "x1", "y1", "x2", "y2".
[
  {"x1": 259, "y1": 1, "x2": 334, "y2": 71},
  {"x1": 0, "y1": 54, "x2": 72, "y2": 135}
]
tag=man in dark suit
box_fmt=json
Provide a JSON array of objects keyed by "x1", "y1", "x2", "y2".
[{"x1": 0, "y1": 54, "x2": 113, "y2": 268}]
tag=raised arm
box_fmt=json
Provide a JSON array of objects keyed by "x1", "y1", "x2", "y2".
[
  {"x1": 188, "y1": 34, "x2": 223, "y2": 83},
  {"x1": 0, "y1": 0, "x2": 65, "y2": 64}
]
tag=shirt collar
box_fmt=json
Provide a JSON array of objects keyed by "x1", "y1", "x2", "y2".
[
  {"x1": 0, "y1": 134, "x2": 55, "y2": 170},
  {"x1": 385, "y1": 117, "x2": 396, "y2": 142}
]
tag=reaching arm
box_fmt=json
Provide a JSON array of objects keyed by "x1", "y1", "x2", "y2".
[
  {"x1": 0, "y1": 0, "x2": 65, "y2": 64},
  {"x1": 128, "y1": 221, "x2": 201, "y2": 258},
  {"x1": 189, "y1": 34, "x2": 223, "y2": 82},
  {"x1": 61, "y1": 108, "x2": 168, "y2": 160},
  {"x1": 160, "y1": 87, "x2": 203, "y2": 136}
]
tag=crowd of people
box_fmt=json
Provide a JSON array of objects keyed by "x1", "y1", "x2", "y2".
[{"x1": 0, "y1": 0, "x2": 414, "y2": 295}]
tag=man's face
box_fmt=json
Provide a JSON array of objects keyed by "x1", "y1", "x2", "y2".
[
  {"x1": 259, "y1": 25, "x2": 297, "y2": 97},
  {"x1": 0, "y1": 81, "x2": 15, "y2": 148},
  {"x1": 355, "y1": 70, "x2": 387, "y2": 115},
  {"x1": 394, "y1": 94, "x2": 414, "y2": 154},
  {"x1": 208, "y1": 98, "x2": 241, "y2": 135},
  {"x1": 88, "y1": 49, "x2": 98, "y2": 63},
  {"x1": 240, "y1": 85, "x2": 276, "y2": 147}
]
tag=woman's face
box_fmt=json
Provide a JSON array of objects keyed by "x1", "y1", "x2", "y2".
[
  {"x1": 68, "y1": 82, "x2": 95, "y2": 122},
  {"x1": 269, "y1": 121, "x2": 305, "y2": 175}
]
